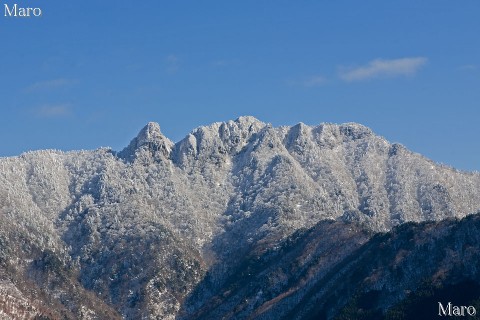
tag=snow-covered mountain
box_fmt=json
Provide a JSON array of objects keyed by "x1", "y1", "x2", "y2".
[{"x1": 1, "y1": 116, "x2": 480, "y2": 319}]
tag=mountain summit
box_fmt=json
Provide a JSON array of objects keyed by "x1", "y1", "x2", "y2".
[
  {"x1": 119, "y1": 122, "x2": 174, "y2": 161},
  {"x1": 136, "y1": 122, "x2": 164, "y2": 146},
  {"x1": 0, "y1": 117, "x2": 479, "y2": 319}
]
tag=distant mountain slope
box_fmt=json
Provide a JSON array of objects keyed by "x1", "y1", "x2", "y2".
[
  {"x1": 0, "y1": 116, "x2": 479, "y2": 319},
  {"x1": 189, "y1": 213, "x2": 480, "y2": 320},
  {"x1": 305, "y1": 213, "x2": 480, "y2": 320}
]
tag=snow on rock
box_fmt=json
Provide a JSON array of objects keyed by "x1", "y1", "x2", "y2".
[
  {"x1": 118, "y1": 122, "x2": 174, "y2": 162},
  {"x1": 1, "y1": 116, "x2": 480, "y2": 319}
]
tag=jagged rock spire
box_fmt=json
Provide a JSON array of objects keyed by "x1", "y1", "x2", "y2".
[
  {"x1": 118, "y1": 122, "x2": 173, "y2": 162},
  {"x1": 136, "y1": 122, "x2": 164, "y2": 147}
]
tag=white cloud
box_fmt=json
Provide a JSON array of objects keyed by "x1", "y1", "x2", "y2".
[
  {"x1": 302, "y1": 75, "x2": 328, "y2": 87},
  {"x1": 33, "y1": 105, "x2": 72, "y2": 118},
  {"x1": 26, "y1": 78, "x2": 74, "y2": 91},
  {"x1": 166, "y1": 54, "x2": 180, "y2": 74},
  {"x1": 211, "y1": 59, "x2": 240, "y2": 68},
  {"x1": 458, "y1": 64, "x2": 478, "y2": 71},
  {"x1": 339, "y1": 57, "x2": 428, "y2": 82},
  {"x1": 287, "y1": 75, "x2": 328, "y2": 87},
  {"x1": 212, "y1": 60, "x2": 229, "y2": 67}
]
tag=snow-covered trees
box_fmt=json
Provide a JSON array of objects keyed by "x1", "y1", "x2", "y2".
[{"x1": 1, "y1": 116, "x2": 480, "y2": 318}]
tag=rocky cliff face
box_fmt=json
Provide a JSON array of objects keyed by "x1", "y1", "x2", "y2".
[{"x1": 0, "y1": 116, "x2": 479, "y2": 319}]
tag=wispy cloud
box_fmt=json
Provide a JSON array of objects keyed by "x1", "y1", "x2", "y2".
[
  {"x1": 210, "y1": 59, "x2": 240, "y2": 68},
  {"x1": 302, "y1": 76, "x2": 328, "y2": 87},
  {"x1": 166, "y1": 54, "x2": 180, "y2": 74},
  {"x1": 458, "y1": 64, "x2": 478, "y2": 71},
  {"x1": 26, "y1": 78, "x2": 75, "y2": 92},
  {"x1": 287, "y1": 75, "x2": 328, "y2": 87},
  {"x1": 212, "y1": 60, "x2": 230, "y2": 67},
  {"x1": 32, "y1": 105, "x2": 72, "y2": 118},
  {"x1": 339, "y1": 57, "x2": 428, "y2": 82}
]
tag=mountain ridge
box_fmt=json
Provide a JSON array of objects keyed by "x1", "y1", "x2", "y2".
[{"x1": 1, "y1": 116, "x2": 479, "y2": 319}]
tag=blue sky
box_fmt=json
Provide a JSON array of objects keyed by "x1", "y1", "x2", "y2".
[{"x1": 0, "y1": 1, "x2": 479, "y2": 171}]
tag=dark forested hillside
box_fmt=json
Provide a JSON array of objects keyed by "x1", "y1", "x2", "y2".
[{"x1": 183, "y1": 214, "x2": 480, "y2": 320}]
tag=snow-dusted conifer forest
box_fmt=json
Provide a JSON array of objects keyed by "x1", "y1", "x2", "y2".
[{"x1": 1, "y1": 116, "x2": 480, "y2": 319}]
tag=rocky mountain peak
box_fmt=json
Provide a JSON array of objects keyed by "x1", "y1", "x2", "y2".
[
  {"x1": 118, "y1": 122, "x2": 173, "y2": 161},
  {"x1": 234, "y1": 115, "x2": 264, "y2": 128},
  {"x1": 339, "y1": 122, "x2": 373, "y2": 140},
  {"x1": 136, "y1": 122, "x2": 163, "y2": 146}
]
